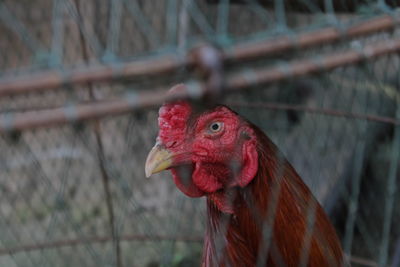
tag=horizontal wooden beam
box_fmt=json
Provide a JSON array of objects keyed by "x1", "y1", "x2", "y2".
[
  {"x1": 1, "y1": 37, "x2": 400, "y2": 132},
  {"x1": 0, "y1": 14, "x2": 398, "y2": 97},
  {"x1": 207, "y1": 0, "x2": 400, "y2": 13}
]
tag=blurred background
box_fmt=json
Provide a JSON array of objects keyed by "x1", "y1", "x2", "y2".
[{"x1": 0, "y1": 0, "x2": 400, "y2": 266}]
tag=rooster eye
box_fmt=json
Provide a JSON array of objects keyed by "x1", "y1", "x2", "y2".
[{"x1": 209, "y1": 122, "x2": 223, "y2": 133}]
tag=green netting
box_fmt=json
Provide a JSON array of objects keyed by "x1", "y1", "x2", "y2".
[{"x1": 1, "y1": 1, "x2": 400, "y2": 267}]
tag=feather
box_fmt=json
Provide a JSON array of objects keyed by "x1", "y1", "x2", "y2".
[
  {"x1": 202, "y1": 122, "x2": 344, "y2": 267},
  {"x1": 145, "y1": 97, "x2": 344, "y2": 266}
]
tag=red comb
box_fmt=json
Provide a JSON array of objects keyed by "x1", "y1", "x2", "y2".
[{"x1": 157, "y1": 84, "x2": 192, "y2": 146}]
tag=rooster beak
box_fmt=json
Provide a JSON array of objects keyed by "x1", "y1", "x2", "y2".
[{"x1": 145, "y1": 143, "x2": 173, "y2": 178}]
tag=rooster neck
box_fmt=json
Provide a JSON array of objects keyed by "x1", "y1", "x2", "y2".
[
  {"x1": 202, "y1": 127, "x2": 344, "y2": 267},
  {"x1": 202, "y1": 133, "x2": 277, "y2": 267},
  {"x1": 203, "y1": 195, "x2": 260, "y2": 267}
]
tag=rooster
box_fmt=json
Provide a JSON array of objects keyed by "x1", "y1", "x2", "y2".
[{"x1": 145, "y1": 84, "x2": 344, "y2": 266}]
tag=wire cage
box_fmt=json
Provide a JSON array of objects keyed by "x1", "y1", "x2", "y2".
[{"x1": 0, "y1": 0, "x2": 400, "y2": 266}]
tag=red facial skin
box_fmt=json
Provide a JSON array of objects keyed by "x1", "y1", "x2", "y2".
[
  {"x1": 157, "y1": 100, "x2": 258, "y2": 212},
  {"x1": 155, "y1": 87, "x2": 344, "y2": 266}
]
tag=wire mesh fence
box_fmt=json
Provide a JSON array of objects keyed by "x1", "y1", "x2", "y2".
[{"x1": 1, "y1": 0, "x2": 400, "y2": 266}]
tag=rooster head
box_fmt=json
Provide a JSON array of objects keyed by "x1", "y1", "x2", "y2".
[{"x1": 145, "y1": 84, "x2": 258, "y2": 208}]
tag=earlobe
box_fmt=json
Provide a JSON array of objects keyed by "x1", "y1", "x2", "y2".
[{"x1": 238, "y1": 139, "x2": 258, "y2": 187}]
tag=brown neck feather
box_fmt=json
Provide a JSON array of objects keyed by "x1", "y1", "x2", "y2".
[{"x1": 202, "y1": 127, "x2": 344, "y2": 267}]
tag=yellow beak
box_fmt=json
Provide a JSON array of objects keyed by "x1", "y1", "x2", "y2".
[{"x1": 145, "y1": 143, "x2": 174, "y2": 178}]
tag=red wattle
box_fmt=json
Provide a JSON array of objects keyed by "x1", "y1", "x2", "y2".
[{"x1": 171, "y1": 166, "x2": 204, "y2": 197}]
